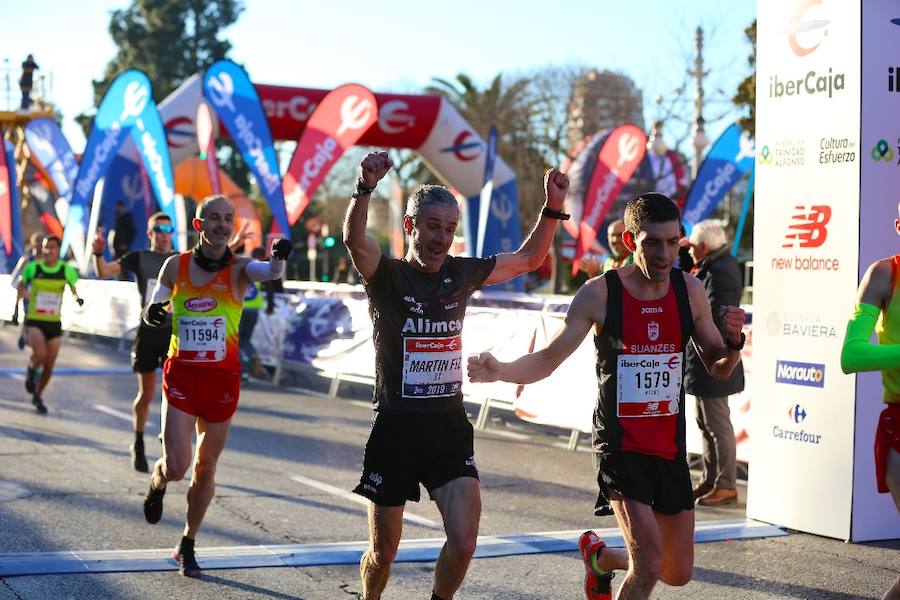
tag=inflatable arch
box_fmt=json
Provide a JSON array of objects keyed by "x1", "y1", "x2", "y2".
[{"x1": 102, "y1": 75, "x2": 523, "y2": 289}]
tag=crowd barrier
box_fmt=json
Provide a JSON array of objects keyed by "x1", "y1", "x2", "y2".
[{"x1": 0, "y1": 275, "x2": 753, "y2": 458}]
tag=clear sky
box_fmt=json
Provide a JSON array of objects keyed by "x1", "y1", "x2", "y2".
[{"x1": 1, "y1": 0, "x2": 756, "y2": 154}]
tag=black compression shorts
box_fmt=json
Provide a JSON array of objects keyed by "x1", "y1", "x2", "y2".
[
  {"x1": 25, "y1": 320, "x2": 62, "y2": 342},
  {"x1": 132, "y1": 325, "x2": 171, "y2": 373},
  {"x1": 592, "y1": 450, "x2": 694, "y2": 516},
  {"x1": 353, "y1": 406, "x2": 478, "y2": 506}
]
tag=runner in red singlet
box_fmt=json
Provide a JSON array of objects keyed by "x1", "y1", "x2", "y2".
[{"x1": 468, "y1": 193, "x2": 746, "y2": 600}]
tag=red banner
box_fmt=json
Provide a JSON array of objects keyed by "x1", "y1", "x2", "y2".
[
  {"x1": 0, "y1": 132, "x2": 12, "y2": 254},
  {"x1": 283, "y1": 84, "x2": 378, "y2": 225},
  {"x1": 256, "y1": 85, "x2": 440, "y2": 148},
  {"x1": 572, "y1": 125, "x2": 646, "y2": 275},
  {"x1": 196, "y1": 101, "x2": 221, "y2": 196}
]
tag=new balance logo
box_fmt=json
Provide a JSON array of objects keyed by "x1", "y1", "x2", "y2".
[{"x1": 783, "y1": 205, "x2": 830, "y2": 248}]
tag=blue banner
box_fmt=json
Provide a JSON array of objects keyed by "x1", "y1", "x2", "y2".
[
  {"x1": 475, "y1": 125, "x2": 498, "y2": 258},
  {"x1": 3, "y1": 140, "x2": 23, "y2": 272},
  {"x1": 65, "y1": 70, "x2": 179, "y2": 263},
  {"x1": 202, "y1": 60, "x2": 292, "y2": 239},
  {"x1": 682, "y1": 123, "x2": 755, "y2": 232},
  {"x1": 465, "y1": 177, "x2": 523, "y2": 292},
  {"x1": 24, "y1": 118, "x2": 79, "y2": 212}
]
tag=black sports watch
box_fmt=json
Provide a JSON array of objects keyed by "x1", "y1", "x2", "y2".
[{"x1": 726, "y1": 332, "x2": 746, "y2": 352}]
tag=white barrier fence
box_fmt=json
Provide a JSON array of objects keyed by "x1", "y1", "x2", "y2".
[{"x1": 0, "y1": 275, "x2": 753, "y2": 458}]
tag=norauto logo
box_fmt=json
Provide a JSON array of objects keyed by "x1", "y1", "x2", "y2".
[
  {"x1": 776, "y1": 359, "x2": 825, "y2": 388},
  {"x1": 782, "y1": 205, "x2": 830, "y2": 248},
  {"x1": 783, "y1": 0, "x2": 830, "y2": 57},
  {"x1": 185, "y1": 296, "x2": 218, "y2": 312}
]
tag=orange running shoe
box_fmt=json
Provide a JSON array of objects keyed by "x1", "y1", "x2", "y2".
[{"x1": 578, "y1": 530, "x2": 614, "y2": 600}]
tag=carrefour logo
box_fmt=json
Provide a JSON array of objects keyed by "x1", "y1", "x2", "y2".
[{"x1": 775, "y1": 360, "x2": 825, "y2": 388}]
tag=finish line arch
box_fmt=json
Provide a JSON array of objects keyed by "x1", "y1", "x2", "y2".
[{"x1": 103, "y1": 74, "x2": 523, "y2": 290}]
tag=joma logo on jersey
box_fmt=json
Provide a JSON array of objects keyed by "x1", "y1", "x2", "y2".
[
  {"x1": 783, "y1": 205, "x2": 830, "y2": 248},
  {"x1": 640, "y1": 307, "x2": 663, "y2": 314}
]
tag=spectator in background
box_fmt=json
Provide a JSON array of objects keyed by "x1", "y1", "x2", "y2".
[
  {"x1": 110, "y1": 201, "x2": 136, "y2": 260},
  {"x1": 333, "y1": 256, "x2": 357, "y2": 284},
  {"x1": 684, "y1": 220, "x2": 744, "y2": 506},
  {"x1": 19, "y1": 55, "x2": 38, "y2": 111},
  {"x1": 579, "y1": 219, "x2": 634, "y2": 280}
]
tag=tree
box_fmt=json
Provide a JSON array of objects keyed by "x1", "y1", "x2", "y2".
[
  {"x1": 732, "y1": 20, "x2": 756, "y2": 138},
  {"x1": 79, "y1": 0, "x2": 250, "y2": 188}
]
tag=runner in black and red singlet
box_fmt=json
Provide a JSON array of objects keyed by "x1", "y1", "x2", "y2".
[
  {"x1": 344, "y1": 151, "x2": 569, "y2": 600},
  {"x1": 468, "y1": 193, "x2": 746, "y2": 600}
]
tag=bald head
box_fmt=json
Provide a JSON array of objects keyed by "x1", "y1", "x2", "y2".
[{"x1": 195, "y1": 195, "x2": 233, "y2": 220}]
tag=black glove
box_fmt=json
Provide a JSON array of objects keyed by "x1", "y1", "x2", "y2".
[
  {"x1": 272, "y1": 239, "x2": 292, "y2": 260},
  {"x1": 76, "y1": 298, "x2": 84, "y2": 307},
  {"x1": 143, "y1": 300, "x2": 170, "y2": 327}
]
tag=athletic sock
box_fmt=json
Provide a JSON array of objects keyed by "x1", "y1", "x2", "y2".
[
  {"x1": 430, "y1": 593, "x2": 446, "y2": 600},
  {"x1": 134, "y1": 431, "x2": 144, "y2": 447},
  {"x1": 178, "y1": 536, "x2": 195, "y2": 552},
  {"x1": 590, "y1": 551, "x2": 609, "y2": 576}
]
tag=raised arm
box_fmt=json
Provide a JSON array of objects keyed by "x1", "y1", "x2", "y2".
[
  {"x1": 483, "y1": 168, "x2": 569, "y2": 286},
  {"x1": 841, "y1": 259, "x2": 900, "y2": 373},
  {"x1": 243, "y1": 238, "x2": 291, "y2": 283},
  {"x1": 343, "y1": 151, "x2": 393, "y2": 281},
  {"x1": 468, "y1": 277, "x2": 605, "y2": 384},
  {"x1": 686, "y1": 274, "x2": 745, "y2": 380},
  {"x1": 91, "y1": 228, "x2": 122, "y2": 279},
  {"x1": 143, "y1": 255, "x2": 178, "y2": 327}
]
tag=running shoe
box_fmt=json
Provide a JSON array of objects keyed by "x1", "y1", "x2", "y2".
[
  {"x1": 31, "y1": 395, "x2": 47, "y2": 415},
  {"x1": 578, "y1": 530, "x2": 614, "y2": 600},
  {"x1": 173, "y1": 543, "x2": 201, "y2": 578},
  {"x1": 131, "y1": 442, "x2": 149, "y2": 473},
  {"x1": 143, "y1": 481, "x2": 166, "y2": 524},
  {"x1": 24, "y1": 367, "x2": 36, "y2": 394}
]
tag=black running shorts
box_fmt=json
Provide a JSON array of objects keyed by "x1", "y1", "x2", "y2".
[
  {"x1": 592, "y1": 450, "x2": 694, "y2": 516},
  {"x1": 25, "y1": 319, "x2": 62, "y2": 342},
  {"x1": 353, "y1": 406, "x2": 478, "y2": 506},
  {"x1": 132, "y1": 325, "x2": 171, "y2": 373}
]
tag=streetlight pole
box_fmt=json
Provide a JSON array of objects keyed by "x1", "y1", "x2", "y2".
[{"x1": 691, "y1": 26, "x2": 709, "y2": 178}]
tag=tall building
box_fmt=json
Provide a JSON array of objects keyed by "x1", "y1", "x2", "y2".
[{"x1": 567, "y1": 70, "x2": 644, "y2": 149}]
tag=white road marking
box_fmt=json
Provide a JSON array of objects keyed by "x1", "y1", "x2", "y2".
[
  {"x1": 483, "y1": 429, "x2": 530, "y2": 440},
  {"x1": 94, "y1": 404, "x2": 156, "y2": 430},
  {"x1": 289, "y1": 474, "x2": 440, "y2": 529}
]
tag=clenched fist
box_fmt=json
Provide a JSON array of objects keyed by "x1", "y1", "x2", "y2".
[
  {"x1": 544, "y1": 169, "x2": 569, "y2": 210},
  {"x1": 358, "y1": 151, "x2": 394, "y2": 188},
  {"x1": 467, "y1": 352, "x2": 501, "y2": 383},
  {"x1": 720, "y1": 305, "x2": 746, "y2": 347}
]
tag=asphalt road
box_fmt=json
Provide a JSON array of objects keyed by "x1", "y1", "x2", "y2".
[{"x1": 0, "y1": 327, "x2": 896, "y2": 599}]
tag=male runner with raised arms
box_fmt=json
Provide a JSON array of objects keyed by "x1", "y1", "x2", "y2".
[
  {"x1": 468, "y1": 193, "x2": 746, "y2": 600},
  {"x1": 345, "y1": 151, "x2": 569, "y2": 600},
  {"x1": 140, "y1": 195, "x2": 291, "y2": 578},
  {"x1": 93, "y1": 211, "x2": 177, "y2": 472},
  {"x1": 18, "y1": 236, "x2": 84, "y2": 414},
  {"x1": 840, "y1": 202, "x2": 900, "y2": 600}
]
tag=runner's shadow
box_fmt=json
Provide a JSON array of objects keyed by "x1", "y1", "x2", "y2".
[
  {"x1": 692, "y1": 566, "x2": 868, "y2": 599},
  {"x1": 194, "y1": 574, "x2": 308, "y2": 599}
]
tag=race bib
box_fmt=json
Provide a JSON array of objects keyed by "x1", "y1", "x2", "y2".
[
  {"x1": 144, "y1": 278, "x2": 158, "y2": 304},
  {"x1": 402, "y1": 335, "x2": 463, "y2": 398},
  {"x1": 35, "y1": 292, "x2": 62, "y2": 315},
  {"x1": 616, "y1": 353, "x2": 682, "y2": 417},
  {"x1": 177, "y1": 316, "x2": 227, "y2": 362}
]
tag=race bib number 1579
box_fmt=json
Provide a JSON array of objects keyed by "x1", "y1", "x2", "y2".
[{"x1": 616, "y1": 353, "x2": 682, "y2": 417}]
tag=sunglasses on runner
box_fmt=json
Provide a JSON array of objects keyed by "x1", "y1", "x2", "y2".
[{"x1": 153, "y1": 224, "x2": 175, "y2": 234}]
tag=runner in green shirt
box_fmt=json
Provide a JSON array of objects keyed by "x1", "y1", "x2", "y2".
[{"x1": 18, "y1": 236, "x2": 83, "y2": 413}]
